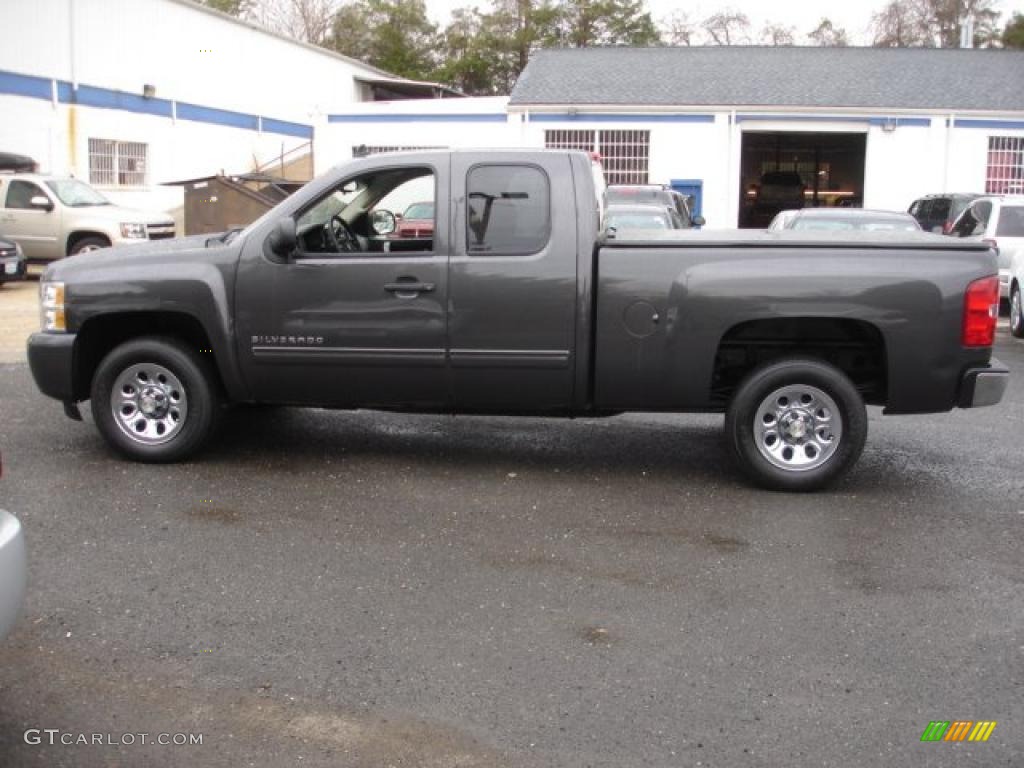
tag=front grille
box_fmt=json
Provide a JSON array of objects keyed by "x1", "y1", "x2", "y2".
[
  {"x1": 147, "y1": 227, "x2": 175, "y2": 241},
  {"x1": 0, "y1": 248, "x2": 15, "y2": 258}
]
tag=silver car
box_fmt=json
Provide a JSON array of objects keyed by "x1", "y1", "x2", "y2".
[{"x1": 0, "y1": 510, "x2": 26, "y2": 640}]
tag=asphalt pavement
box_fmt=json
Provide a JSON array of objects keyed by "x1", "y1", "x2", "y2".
[{"x1": 0, "y1": 330, "x2": 1021, "y2": 767}]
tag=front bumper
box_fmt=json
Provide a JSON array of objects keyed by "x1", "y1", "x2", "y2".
[
  {"x1": 0, "y1": 510, "x2": 27, "y2": 641},
  {"x1": 27, "y1": 332, "x2": 77, "y2": 402},
  {"x1": 0, "y1": 256, "x2": 26, "y2": 283},
  {"x1": 958, "y1": 358, "x2": 1009, "y2": 408}
]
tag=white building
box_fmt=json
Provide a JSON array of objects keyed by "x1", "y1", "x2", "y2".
[
  {"x1": 326, "y1": 47, "x2": 1024, "y2": 228},
  {"x1": 0, "y1": 0, "x2": 455, "y2": 220}
]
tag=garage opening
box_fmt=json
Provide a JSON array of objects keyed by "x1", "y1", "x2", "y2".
[{"x1": 739, "y1": 132, "x2": 867, "y2": 228}]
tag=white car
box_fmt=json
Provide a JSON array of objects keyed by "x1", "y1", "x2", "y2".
[
  {"x1": 0, "y1": 173, "x2": 175, "y2": 261},
  {"x1": 0, "y1": 510, "x2": 26, "y2": 641},
  {"x1": 948, "y1": 196, "x2": 1024, "y2": 305}
]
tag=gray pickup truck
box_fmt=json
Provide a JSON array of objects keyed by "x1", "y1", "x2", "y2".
[{"x1": 27, "y1": 150, "x2": 1008, "y2": 490}]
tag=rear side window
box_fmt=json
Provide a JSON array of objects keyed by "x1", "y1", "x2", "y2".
[
  {"x1": 996, "y1": 206, "x2": 1024, "y2": 237},
  {"x1": 466, "y1": 165, "x2": 550, "y2": 255}
]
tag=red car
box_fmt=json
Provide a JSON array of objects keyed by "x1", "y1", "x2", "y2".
[{"x1": 396, "y1": 201, "x2": 434, "y2": 238}]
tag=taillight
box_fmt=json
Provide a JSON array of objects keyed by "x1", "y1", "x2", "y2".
[{"x1": 962, "y1": 276, "x2": 1000, "y2": 347}]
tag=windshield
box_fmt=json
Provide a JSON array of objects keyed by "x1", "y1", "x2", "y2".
[
  {"x1": 44, "y1": 179, "x2": 110, "y2": 207},
  {"x1": 402, "y1": 202, "x2": 434, "y2": 220},
  {"x1": 606, "y1": 211, "x2": 670, "y2": 230}
]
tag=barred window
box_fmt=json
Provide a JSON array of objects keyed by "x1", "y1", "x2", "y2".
[
  {"x1": 986, "y1": 136, "x2": 1024, "y2": 195},
  {"x1": 544, "y1": 129, "x2": 649, "y2": 185},
  {"x1": 88, "y1": 139, "x2": 147, "y2": 187}
]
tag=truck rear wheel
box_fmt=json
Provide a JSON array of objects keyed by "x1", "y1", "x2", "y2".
[
  {"x1": 725, "y1": 359, "x2": 867, "y2": 492},
  {"x1": 90, "y1": 337, "x2": 221, "y2": 462},
  {"x1": 1011, "y1": 285, "x2": 1024, "y2": 339}
]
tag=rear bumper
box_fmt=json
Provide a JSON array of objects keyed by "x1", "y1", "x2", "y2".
[
  {"x1": 0, "y1": 510, "x2": 27, "y2": 641},
  {"x1": 958, "y1": 358, "x2": 1009, "y2": 408},
  {"x1": 0, "y1": 256, "x2": 26, "y2": 283},
  {"x1": 27, "y1": 332, "x2": 77, "y2": 402}
]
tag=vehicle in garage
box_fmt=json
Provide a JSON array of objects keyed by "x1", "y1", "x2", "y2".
[
  {"x1": 909, "y1": 193, "x2": 984, "y2": 234},
  {"x1": 26, "y1": 149, "x2": 1007, "y2": 491},
  {"x1": 0, "y1": 174, "x2": 175, "y2": 261},
  {"x1": 0, "y1": 509, "x2": 26, "y2": 642},
  {"x1": 0, "y1": 236, "x2": 26, "y2": 285},
  {"x1": 948, "y1": 196, "x2": 1024, "y2": 303},
  {"x1": 768, "y1": 208, "x2": 922, "y2": 232}
]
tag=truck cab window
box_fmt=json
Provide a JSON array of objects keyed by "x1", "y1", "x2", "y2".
[
  {"x1": 5, "y1": 180, "x2": 46, "y2": 209},
  {"x1": 466, "y1": 165, "x2": 550, "y2": 255},
  {"x1": 294, "y1": 166, "x2": 435, "y2": 256}
]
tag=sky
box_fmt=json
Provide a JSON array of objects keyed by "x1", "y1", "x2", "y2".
[{"x1": 422, "y1": 0, "x2": 1024, "y2": 45}]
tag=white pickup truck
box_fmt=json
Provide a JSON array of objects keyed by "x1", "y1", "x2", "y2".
[{"x1": 0, "y1": 173, "x2": 175, "y2": 261}]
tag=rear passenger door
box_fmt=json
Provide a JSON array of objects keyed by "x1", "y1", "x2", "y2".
[{"x1": 448, "y1": 154, "x2": 578, "y2": 411}]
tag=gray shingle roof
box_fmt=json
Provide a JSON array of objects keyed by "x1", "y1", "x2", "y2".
[{"x1": 509, "y1": 47, "x2": 1024, "y2": 112}]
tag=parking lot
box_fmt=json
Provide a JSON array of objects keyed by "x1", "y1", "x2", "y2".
[{"x1": 0, "y1": 281, "x2": 1022, "y2": 767}]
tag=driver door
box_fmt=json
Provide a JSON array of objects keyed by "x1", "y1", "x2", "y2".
[{"x1": 234, "y1": 159, "x2": 450, "y2": 408}]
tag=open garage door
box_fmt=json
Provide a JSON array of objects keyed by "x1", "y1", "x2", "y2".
[{"x1": 739, "y1": 132, "x2": 866, "y2": 228}]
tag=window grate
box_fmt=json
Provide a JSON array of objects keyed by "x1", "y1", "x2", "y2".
[
  {"x1": 88, "y1": 138, "x2": 147, "y2": 187},
  {"x1": 598, "y1": 130, "x2": 650, "y2": 185},
  {"x1": 544, "y1": 129, "x2": 649, "y2": 185},
  {"x1": 986, "y1": 136, "x2": 1024, "y2": 195}
]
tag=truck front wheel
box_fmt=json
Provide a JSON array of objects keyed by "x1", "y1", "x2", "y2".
[
  {"x1": 725, "y1": 359, "x2": 867, "y2": 492},
  {"x1": 90, "y1": 337, "x2": 221, "y2": 462}
]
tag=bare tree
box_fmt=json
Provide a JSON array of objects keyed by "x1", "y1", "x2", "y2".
[
  {"x1": 870, "y1": 0, "x2": 1002, "y2": 47},
  {"x1": 702, "y1": 10, "x2": 751, "y2": 45},
  {"x1": 760, "y1": 22, "x2": 796, "y2": 46},
  {"x1": 663, "y1": 9, "x2": 696, "y2": 45},
  {"x1": 871, "y1": 0, "x2": 933, "y2": 46},
  {"x1": 250, "y1": 0, "x2": 338, "y2": 45},
  {"x1": 807, "y1": 17, "x2": 849, "y2": 46}
]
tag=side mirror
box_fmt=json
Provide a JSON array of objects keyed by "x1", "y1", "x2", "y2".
[
  {"x1": 268, "y1": 218, "x2": 297, "y2": 258},
  {"x1": 692, "y1": 215, "x2": 706, "y2": 227},
  {"x1": 370, "y1": 209, "x2": 396, "y2": 236},
  {"x1": 30, "y1": 195, "x2": 54, "y2": 212}
]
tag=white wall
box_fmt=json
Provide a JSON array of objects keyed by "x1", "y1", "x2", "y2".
[{"x1": 0, "y1": 0, "x2": 384, "y2": 123}]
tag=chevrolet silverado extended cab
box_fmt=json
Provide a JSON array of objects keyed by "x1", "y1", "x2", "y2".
[{"x1": 27, "y1": 150, "x2": 1008, "y2": 490}]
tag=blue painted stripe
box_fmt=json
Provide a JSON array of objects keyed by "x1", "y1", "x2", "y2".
[
  {"x1": 328, "y1": 113, "x2": 507, "y2": 123},
  {"x1": 261, "y1": 117, "x2": 314, "y2": 139},
  {"x1": 867, "y1": 117, "x2": 932, "y2": 127},
  {"x1": 0, "y1": 70, "x2": 51, "y2": 100},
  {"x1": 737, "y1": 114, "x2": 870, "y2": 124},
  {"x1": 954, "y1": 119, "x2": 1024, "y2": 130},
  {"x1": 0, "y1": 68, "x2": 311, "y2": 138},
  {"x1": 530, "y1": 113, "x2": 715, "y2": 123},
  {"x1": 73, "y1": 83, "x2": 173, "y2": 118},
  {"x1": 176, "y1": 101, "x2": 259, "y2": 130}
]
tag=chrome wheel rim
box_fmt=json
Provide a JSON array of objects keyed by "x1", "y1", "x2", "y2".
[
  {"x1": 111, "y1": 363, "x2": 188, "y2": 445},
  {"x1": 1012, "y1": 290, "x2": 1022, "y2": 334},
  {"x1": 754, "y1": 384, "x2": 842, "y2": 472},
  {"x1": 78, "y1": 244, "x2": 103, "y2": 253}
]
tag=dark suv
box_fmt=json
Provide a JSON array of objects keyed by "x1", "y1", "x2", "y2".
[{"x1": 908, "y1": 193, "x2": 984, "y2": 235}]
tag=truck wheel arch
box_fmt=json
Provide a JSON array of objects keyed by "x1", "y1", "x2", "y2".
[
  {"x1": 711, "y1": 317, "x2": 888, "y2": 408},
  {"x1": 66, "y1": 231, "x2": 111, "y2": 256},
  {"x1": 72, "y1": 311, "x2": 236, "y2": 403}
]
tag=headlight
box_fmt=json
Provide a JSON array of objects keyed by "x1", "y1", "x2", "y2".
[
  {"x1": 120, "y1": 222, "x2": 147, "y2": 239},
  {"x1": 40, "y1": 281, "x2": 66, "y2": 332}
]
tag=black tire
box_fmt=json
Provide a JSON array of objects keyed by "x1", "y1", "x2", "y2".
[
  {"x1": 69, "y1": 236, "x2": 110, "y2": 255},
  {"x1": 1011, "y1": 284, "x2": 1024, "y2": 339},
  {"x1": 725, "y1": 358, "x2": 867, "y2": 492},
  {"x1": 90, "y1": 337, "x2": 221, "y2": 462}
]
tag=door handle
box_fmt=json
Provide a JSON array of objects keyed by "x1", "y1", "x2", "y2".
[{"x1": 384, "y1": 281, "x2": 435, "y2": 294}]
